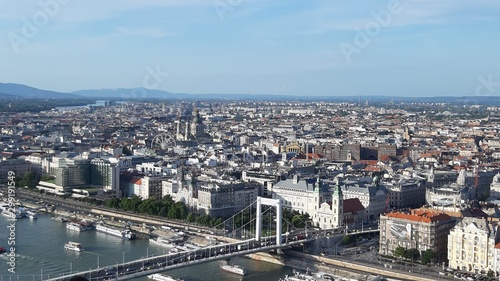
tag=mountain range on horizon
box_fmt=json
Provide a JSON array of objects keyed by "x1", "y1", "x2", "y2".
[{"x1": 1, "y1": 82, "x2": 499, "y2": 105}]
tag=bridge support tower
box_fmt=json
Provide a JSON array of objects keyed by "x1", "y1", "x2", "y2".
[{"x1": 255, "y1": 197, "x2": 282, "y2": 249}]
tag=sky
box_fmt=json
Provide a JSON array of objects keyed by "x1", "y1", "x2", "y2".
[{"x1": 1, "y1": 0, "x2": 500, "y2": 97}]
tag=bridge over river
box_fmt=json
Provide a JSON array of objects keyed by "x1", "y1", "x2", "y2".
[{"x1": 46, "y1": 236, "x2": 313, "y2": 281}]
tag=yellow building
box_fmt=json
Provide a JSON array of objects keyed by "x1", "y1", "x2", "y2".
[{"x1": 447, "y1": 217, "x2": 499, "y2": 274}]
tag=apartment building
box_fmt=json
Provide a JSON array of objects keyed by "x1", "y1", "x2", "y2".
[
  {"x1": 382, "y1": 176, "x2": 426, "y2": 209},
  {"x1": 448, "y1": 217, "x2": 499, "y2": 274},
  {"x1": 379, "y1": 209, "x2": 456, "y2": 263},
  {"x1": 197, "y1": 182, "x2": 259, "y2": 217}
]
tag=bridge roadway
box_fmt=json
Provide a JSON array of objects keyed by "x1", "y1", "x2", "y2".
[{"x1": 46, "y1": 237, "x2": 313, "y2": 281}]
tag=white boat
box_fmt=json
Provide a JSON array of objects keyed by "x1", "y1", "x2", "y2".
[
  {"x1": 1, "y1": 209, "x2": 22, "y2": 219},
  {"x1": 26, "y1": 210, "x2": 38, "y2": 220},
  {"x1": 220, "y1": 264, "x2": 247, "y2": 276},
  {"x1": 148, "y1": 273, "x2": 183, "y2": 281},
  {"x1": 66, "y1": 222, "x2": 87, "y2": 232},
  {"x1": 279, "y1": 269, "x2": 335, "y2": 281},
  {"x1": 95, "y1": 224, "x2": 136, "y2": 240},
  {"x1": 149, "y1": 236, "x2": 175, "y2": 248},
  {"x1": 64, "y1": 241, "x2": 84, "y2": 252}
]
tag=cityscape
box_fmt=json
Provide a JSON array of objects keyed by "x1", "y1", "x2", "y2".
[
  {"x1": 2, "y1": 97, "x2": 500, "y2": 281},
  {"x1": 1, "y1": 1, "x2": 500, "y2": 281}
]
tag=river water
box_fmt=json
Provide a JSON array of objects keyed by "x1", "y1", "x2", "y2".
[{"x1": 0, "y1": 214, "x2": 294, "y2": 281}]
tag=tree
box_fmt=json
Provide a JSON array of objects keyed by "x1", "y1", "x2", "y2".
[
  {"x1": 404, "y1": 248, "x2": 420, "y2": 261},
  {"x1": 421, "y1": 249, "x2": 435, "y2": 265},
  {"x1": 342, "y1": 235, "x2": 352, "y2": 245},
  {"x1": 104, "y1": 198, "x2": 120, "y2": 209},
  {"x1": 394, "y1": 246, "x2": 406, "y2": 259},
  {"x1": 291, "y1": 214, "x2": 306, "y2": 228},
  {"x1": 186, "y1": 213, "x2": 196, "y2": 223},
  {"x1": 487, "y1": 270, "x2": 494, "y2": 278},
  {"x1": 17, "y1": 171, "x2": 38, "y2": 188}
]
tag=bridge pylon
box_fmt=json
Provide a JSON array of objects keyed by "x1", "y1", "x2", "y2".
[{"x1": 255, "y1": 196, "x2": 282, "y2": 248}]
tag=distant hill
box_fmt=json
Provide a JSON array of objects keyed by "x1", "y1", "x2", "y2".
[
  {"x1": 72, "y1": 88, "x2": 188, "y2": 99},
  {"x1": 0, "y1": 83, "x2": 78, "y2": 99},
  {"x1": 0, "y1": 92, "x2": 21, "y2": 99},
  {"x1": 3, "y1": 82, "x2": 500, "y2": 105}
]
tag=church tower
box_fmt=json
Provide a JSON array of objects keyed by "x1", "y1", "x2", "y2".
[
  {"x1": 176, "y1": 116, "x2": 182, "y2": 140},
  {"x1": 190, "y1": 108, "x2": 205, "y2": 138},
  {"x1": 332, "y1": 178, "x2": 343, "y2": 227}
]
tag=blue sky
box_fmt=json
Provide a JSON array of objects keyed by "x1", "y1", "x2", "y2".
[{"x1": 1, "y1": 0, "x2": 500, "y2": 96}]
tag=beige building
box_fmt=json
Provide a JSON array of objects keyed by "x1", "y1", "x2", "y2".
[
  {"x1": 379, "y1": 209, "x2": 456, "y2": 264},
  {"x1": 197, "y1": 182, "x2": 259, "y2": 217},
  {"x1": 272, "y1": 176, "x2": 345, "y2": 229},
  {"x1": 447, "y1": 217, "x2": 499, "y2": 274}
]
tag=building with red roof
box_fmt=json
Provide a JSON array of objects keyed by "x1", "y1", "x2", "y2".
[{"x1": 379, "y1": 208, "x2": 457, "y2": 263}]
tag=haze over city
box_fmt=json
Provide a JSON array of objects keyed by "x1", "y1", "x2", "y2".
[{"x1": 2, "y1": 1, "x2": 500, "y2": 96}]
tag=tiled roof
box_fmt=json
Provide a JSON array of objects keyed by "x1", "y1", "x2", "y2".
[
  {"x1": 386, "y1": 209, "x2": 452, "y2": 223},
  {"x1": 130, "y1": 178, "x2": 142, "y2": 185},
  {"x1": 343, "y1": 198, "x2": 365, "y2": 213}
]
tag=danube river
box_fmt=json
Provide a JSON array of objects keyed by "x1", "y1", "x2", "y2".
[{"x1": 0, "y1": 214, "x2": 294, "y2": 281}]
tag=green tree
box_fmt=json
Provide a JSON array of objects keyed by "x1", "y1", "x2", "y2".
[
  {"x1": 291, "y1": 214, "x2": 305, "y2": 228},
  {"x1": 404, "y1": 248, "x2": 420, "y2": 261},
  {"x1": 41, "y1": 175, "x2": 55, "y2": 181},
  {"x1": 104, "y1": 198, "x2": 120, "y2": 209},
  {"x1": 394, "y1": 246, "x2": 406, "y2": 259},
  {"x1": 342, "y1": 235, "x2": 352, "y2": 245},
  {"x1": 213, "y1": 217, "x2": 223, "y2": 227},
  {"x1": 17, "y1": 171, "x2": 38, "y2": 188},
  {"x1": 196, "y1": 214, "x2": 211, "y2": 226},
  {"x1": 158, "y1": 206, "x2": 168, "y2": 217},
  {"x1": 487, "y1": 270, "x2": 494, "y2": 278},
  {"x1": 421, "y1": 249, "x2": 435, "y2": 265},
  {"x1": 186, "y1": 213, "x2": 196, "y2": 223}
]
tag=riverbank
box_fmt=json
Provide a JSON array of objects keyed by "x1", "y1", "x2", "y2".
[
  {"x1": 13, "y1": 191, "x2": 426, "y2": 280},
  {"x1": 284, "y1": 250, "x2": 440, "y2": 281}
]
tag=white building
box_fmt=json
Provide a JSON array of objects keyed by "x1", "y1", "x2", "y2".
[
  {"x1": 488, "y1": 173, "x2": 500, "y2": 200},
  {"x1": 271, "y1": 176, "x2": 345, "y2": 229},
  {"x1": 339, "y1": 179, "x2": 387, "y2": 221}
]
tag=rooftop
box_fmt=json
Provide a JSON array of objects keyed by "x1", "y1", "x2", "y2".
[{"x1": 386, "y1": 209, "x2": 452, "y2": 223}]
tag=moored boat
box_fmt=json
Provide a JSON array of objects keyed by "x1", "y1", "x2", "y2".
[
  {"x1": 149, "y1": 236, "x2": 175, "y2": 248},
  {"x1": 66, "y1": 222, "x2": 87, "y2": 232},
  {"x1": 95, "y1": 224, "x2": 136, "y2": 240},
  {"x1": 220, "y1": 264, "x2": 247, "y2": 276}
]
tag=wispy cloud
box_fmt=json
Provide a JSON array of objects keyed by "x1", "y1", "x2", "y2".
[{"x1": 114, "y1": 26, "x2": 174, "y2": 38}]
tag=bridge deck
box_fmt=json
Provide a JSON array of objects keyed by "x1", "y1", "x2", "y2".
[{"x1": 46, "y1": 237, "x2": 314, "y2": 281}]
